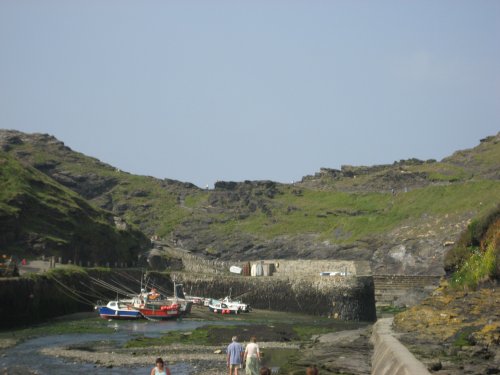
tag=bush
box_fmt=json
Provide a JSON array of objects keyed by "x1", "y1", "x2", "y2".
[
  {"x1": 447, "y1": 205, "x2": 500, "y2": 289},
  {"x1": 445, "y1": 205, "x2": 500, "y2": 273}
]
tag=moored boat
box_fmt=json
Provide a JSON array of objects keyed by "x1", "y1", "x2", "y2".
[
  {"x1": 208, "y1": 299, "x2": 241, "y2": 314},
  {"x1": 130, "y1": 284, "x2": 193, "y2": 315},
  {"x1": 166, "y1": 283, "x2": 193, "y2": 314},
  {"x1": 222, "y1": 296, "x2": 251, "y2": 312},
  {"x1": 136, "y1": 302, "x2": 181, "y2": 320},
  {"x1": 95, "y1": 300, "x2": 142, "y2": 320}
]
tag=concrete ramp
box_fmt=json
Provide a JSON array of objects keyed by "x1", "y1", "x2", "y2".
[{"x1": 371, "y1": 318, "x2": 431, "y2": 375}]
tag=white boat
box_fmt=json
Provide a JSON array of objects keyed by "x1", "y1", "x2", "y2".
[
  {"x1": 207, "y1": 298, "x2": 241, "y2": 314},
  {"x1": 222, "y1": 296, "x2": 251, "y2": 312}
]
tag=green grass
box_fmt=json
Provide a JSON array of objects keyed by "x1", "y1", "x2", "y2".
[
  {"x1": 0, "y1": 152, "x2": 148, "y2": 260},
  {"x1": 450, "y1": 241, "x2": 497, "y2": 289},
  {"x1": 202, "y1": 181, "x2": 499, "y2": 244}
]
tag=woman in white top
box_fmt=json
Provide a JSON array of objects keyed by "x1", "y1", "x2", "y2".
[
  {"x1": 244, "y1": 336, "x2": 261, "y2": 375},
  {"x1": 150, "y1": 357, "x2": 171, "y2": 375}
]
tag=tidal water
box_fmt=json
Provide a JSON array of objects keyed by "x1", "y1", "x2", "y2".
[{"x1": 0, "y1": 319, "x2": 233, "y2": 375}]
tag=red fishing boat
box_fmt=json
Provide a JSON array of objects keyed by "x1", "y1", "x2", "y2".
[{"x1": 135, "y1": 302, "x2": 181, "y2": 320}]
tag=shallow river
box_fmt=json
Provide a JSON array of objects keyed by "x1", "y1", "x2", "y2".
[
  {"x1": 0, "y1": 310, "x2": 362, "y2": 375},
  {"x1": 1, "y1": 318, "x2": 237, "y2": 374}
]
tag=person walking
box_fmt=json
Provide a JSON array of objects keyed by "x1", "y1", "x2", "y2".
[
  {"x1": 150, "y1": 357, "x2": 171, "y2": 375},
  {"x1": 244, "y1": 336, "x2": 260, "y2": 375},
  {"x1": 227, "y1": 335, "x2": 244, "y2": 375}
]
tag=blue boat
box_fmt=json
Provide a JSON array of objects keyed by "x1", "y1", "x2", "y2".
[{"x1": 95, "y1": 300, "x2": 142, "y2": 320}]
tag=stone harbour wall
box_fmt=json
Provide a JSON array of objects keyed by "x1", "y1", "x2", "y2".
[
  {"x1": 0, "y1": 269, "x2": 143, "y2": 328},
  {"x1": 373, "y1": 275, "x2": 442, "y2": 308},
  {"x1": 0, "y1": 273, "x2": 89, "y2": 328},
  {"x1": 0, "y1": 267, "x2": 376, "y2": 326},
  {"x1": 371, "y1": 317, "x2": 431, "y2": 375},
  {"x1": 170, "y1": 272, "x2": 377, "y2": 321}
]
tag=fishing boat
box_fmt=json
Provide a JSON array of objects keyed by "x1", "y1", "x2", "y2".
[
  {"x1": 95, "y1": 300, "x2": 143, "y2": 320},
  {"x1": 222, "y1": 296, "x2": 251, "y2": 312},
  {"x1": 207, "y1": 299, "x2": 241, "y2": 314},
  {"x1": 130, "y1": 284, "x2": 193, "y2": 315},
  {"x1": 166, "y1": 283, "x2": 193, "y2": 314},
  {"x1": 91, "y1": 275, "x2": 189, "y2": 320},
  {"x1": 135, "y1": 302, "x2": 181, "y2": 320}
]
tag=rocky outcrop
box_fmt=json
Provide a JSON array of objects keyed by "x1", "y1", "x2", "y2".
[{"x1": 393, "y1": 283, "x2": 500, "y2": 374}]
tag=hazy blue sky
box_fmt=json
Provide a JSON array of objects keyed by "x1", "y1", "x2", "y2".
[{"x1": 1, "y1": 1, "x2": 499, "y2": 188}]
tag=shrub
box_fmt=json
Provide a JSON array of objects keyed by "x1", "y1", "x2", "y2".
[
  {"x1": 447, "y1": 205, "x2": 500, "y2": 289},
  {"x1": 445, "y1": 205, "x2": 500, "y2": 273}
]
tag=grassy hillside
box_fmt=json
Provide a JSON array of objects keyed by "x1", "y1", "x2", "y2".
[
  {"x1": 0, "y1": 130, "x2": 498, "y2": 270},
  {"x1": 0, "y1": 131, "x2": 202, "y2": 236},
  {"x1": 202, "y1": 182, "x2": 499, "y2": 242},
  {"x1": 0, "y1": 151, "x2": 149, "y2": 263}
]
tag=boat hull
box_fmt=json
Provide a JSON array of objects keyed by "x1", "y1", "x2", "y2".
[
  {"x1": 208, "y1": 301, "x2": 240, "y2": 315},
  {"x1": 97, "y1": 306, "x2": 142, "y2": 320},
  {"x1": 137, "y1": 304, "x2": 181, "y2": 320}
]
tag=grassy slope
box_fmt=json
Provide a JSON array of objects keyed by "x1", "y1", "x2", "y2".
[
  {"x1": 1, "y1": 132, "x2": 202, "y2": 236},
  {"x1": 185, "y1": 181, "x2": 499, "y2": 245},
  {"x1": 0, "y1": 151, "x2": 148, "y2": 261}
]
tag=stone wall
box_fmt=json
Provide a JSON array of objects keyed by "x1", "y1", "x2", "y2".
[
  {"x1": 0, "y1": 273, "x2": 89, "y2": 328},
  {"x1": 170, "y1": 272, "x2": 377, "y2": 321},
  {"x1": 371, "y1": 317, "x2": 431, "y2": 374},
  {"x1": 165, "y1": 246, "x2": 371, "y2": 278},
  {"x1": 373, "y1": 275, "x2": 441, "y2": 308},
  {"x1": 0, "y1": 269, "x2": 143, "y2": 328},
  {"x1": 0, "y1": 264, "x2": 376, "y2": 325},
  {"x1": 269, "y1": 259, "x2": 359, "y2": 277}
]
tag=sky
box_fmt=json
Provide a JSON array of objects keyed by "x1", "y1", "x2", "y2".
[{"x1": 0, "y1": 1, "x2": 499, "y2": 188}]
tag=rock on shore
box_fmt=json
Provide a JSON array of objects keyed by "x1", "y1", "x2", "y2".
[{"x1": 394, "y1": 282, "x2": 500, "y2": 374}]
